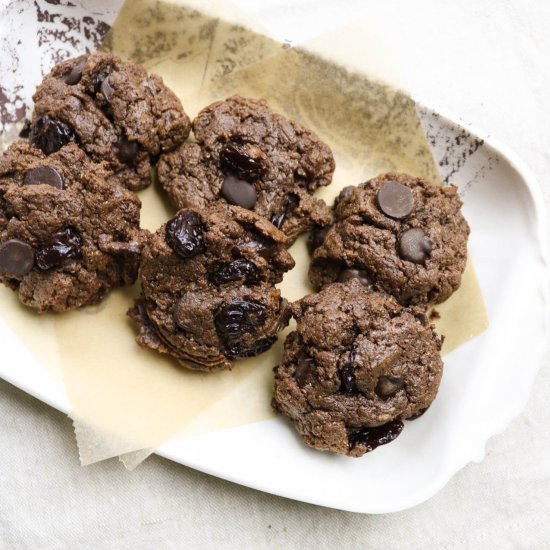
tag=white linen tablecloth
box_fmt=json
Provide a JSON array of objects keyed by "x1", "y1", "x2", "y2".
[{"x1": 1, "y1": 1, "x2": 549, "y2": 548}]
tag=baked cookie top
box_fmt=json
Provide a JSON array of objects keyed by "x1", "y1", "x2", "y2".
[
  {"x1": 272, "y1": 279, "x2": 444, "y2": 456},
  {"x1": 0, "y1": 141, "x2": 142, "y2": 313},
  {"x1": 309, "y1": 173, "x2": 469, "y2": 306},
  {"x1": 129, "y1": 203, "x2": 295, "y2": 371},
  {"x1": 29, "y1": 52, "x2": 191, "y2": 191},
  {"x1": 157, "y1": 95, "x2": 334, "y2": 244}
]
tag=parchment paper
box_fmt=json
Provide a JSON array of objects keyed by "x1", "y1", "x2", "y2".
[{"x1": 0, "y1": 0, "x2": 488, "y2": 467}]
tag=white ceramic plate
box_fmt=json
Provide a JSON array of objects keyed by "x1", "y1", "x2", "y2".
[
  {"x1": 0, "y1": 2, "x2": 548, "y2": 514},
  {"x1": 0, "y1": 105, "x2": 547, "y2": 513}
]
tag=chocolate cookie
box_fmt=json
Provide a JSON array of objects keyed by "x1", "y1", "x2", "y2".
[
  {"x1": 0, "y1": 140, "x2": 142, "y2": 313},
  {"x1": 29, "y1": 52, "x2": 191, "y2": 191},
  {"x1": 309, "y1": 173, "x2": 469, "y2": 306},
  {"x1": 129, "y1": 203, "x2": 295, "y2": 371},
  {"x1": 272, "y1": 280, "x2": 444, "y2": 457},
  {"x1": 157, "y1": 95, "x2": 334, "y2": 244}
]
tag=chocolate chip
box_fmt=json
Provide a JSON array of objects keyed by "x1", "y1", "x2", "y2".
[
  {"x1": 63, "y1": 57, "x2": 87, "y2": 85},
  {"x1": 35, "y1": 227, "x2": 82, "y2": 270},
  {"x1": 337, "y1": 268, "x2": 371, "y2": 286},
  {"x1": 295, "y1": 358, "x2": 314, "y2": 388},
  {"x1": 100, "y1": 76, "x2": 115, "y2": 101},
  {"x1": 165, "y1": 211, "x2": 206, "y2": 259},
  {"x1": 309, "y1": 225, "x2": 329, "y2": 251},
  {"x1": 375, "y1": 376, "x2": 405, "y2": 399},
  {"x1": 23, "y1": 166, "x2": 64, "y2": 189},
  {"x1": 117, "y1": 135, "x2": 138, "y2": 165},
  {"x1": 0, "y1": 239, "x2": 35, "y2": 278},
  {"x1": 29, "y1": 116, "x2": 76, "y2": 155},
  {"x1": 220, "y1": 175, "x2": 257, "y2": 210},
  {"x1": 348, "y1": 420, "x2": 404, "y2": 452},
  {"x1": 398, "y1": 228, "x2": 432, "y2": 264},
  {"x1": 340, "y1": 348, "x2": 357, "y2": 394},
  {"x1": 376, "y1": 181, "x2": 414, "y2": 219},
  {"x1": 219, "y1": 142, "x2": 265, "y2": 181}
]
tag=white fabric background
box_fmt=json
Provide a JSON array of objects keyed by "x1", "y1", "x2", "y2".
[{"x1": 1, "y1": 1, "x2": 550, "y2": 548}]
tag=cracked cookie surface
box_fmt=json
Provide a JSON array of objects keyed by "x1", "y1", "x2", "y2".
[
  {"x1": 309, "y1": 173, "x2": 469, "y2": 306},
  {"x1": 272, "y1": 279, "x2": 443, "y2": 457},
  {"x1": 29, "y1": 52, "x2": 191, "y2": 191},
  {"x1": 157, "y1": 95, "x2": 334, "y2": 244},
  {"x1": 129, "y1": 203, "x2": 295, "y2": 372},
  {"x1": 0, "y1": 141, "x2": 142, "y2": 312}
]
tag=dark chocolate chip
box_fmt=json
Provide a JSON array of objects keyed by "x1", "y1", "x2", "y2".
[
  {"x1": 23, "y1": 166, "x2": 64, "y2": 189},
  {"x1": 0, "y1": 239, "x2": 35, "y2": 278},
  {"x1": 100, "y1": 76, "x2": 114, "y2": 101},
  {"x1": 219, "y1": 142, "x2": 265, "y2": 181},
  {"x1": 340, "y1": 348, "x2": 357, "y2": 394},
  {"x1": 209, "y1": 259, "x2": 260, "y2": 285},
  {"x1": 309, "y1": 225, "x2": 329, "y2": 251},
  {"x1": 117, "y1": 135, "x2": 138, "y2": 165},
  {"x1": 63, "y1": 57, "x2": 87, "y2": 85},
  {"x1": 337, "y1": 268, "x2": 371, "y2": 286},
  {"x1": 29, "y1": 116, "x2": 76, "y2": 155},
  {"x1": 295, "y1": 357, "x2": 314, "y2": 388},
  {"x1": 375, "y1": 376, "x2": 405, "y2": 399},
  {"x1": 220, "y1": 175, "x2": 257, "y2": 210},
  {"x1": 19, "y1": 119, "x2": 31, "y2": 138},
  {"x1": 35, "y1": 227, "x2": 82, "y2": 270},
  {"x1": 348, "y1": 420, "x2": 404, "y2": 452},
  {"x1": 398, "y1": 228, "x2": 432, "y2": 264},
  {"x1": 376, "y1": 181, "x2": 414, "y2": 219},
  {"x1": 165, "y1": 210, "x2": 206, "y2": 259}
]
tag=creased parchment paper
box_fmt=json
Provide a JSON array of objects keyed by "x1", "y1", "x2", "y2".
[{"x1": 0, "y1": 0, "x2": 487, "y2": 467}]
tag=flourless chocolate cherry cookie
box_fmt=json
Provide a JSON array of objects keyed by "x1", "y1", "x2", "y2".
[
  {"x1": 157, "y1": 95, "x2": 335, "y2": 244},
  {"x1": 29, "y1": 52, "x2": 191, "y2": 191},
  {"x1": 309, "y1": 173, "x2": 469, "y2": 306},
  {"x1": 272, "y1": 279, "x2": 444, "y2": 457},
  {"x1": 0, "y1": 140, "x2": 142, "y2": 312},
  {"x1": 129, "y1": 203, "x2": 295, "y2": 372}
]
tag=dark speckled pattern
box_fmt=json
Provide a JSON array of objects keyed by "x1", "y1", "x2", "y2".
[
  {"x1": 0, "y1": 1, "x2": 494, "y2": 190},
  {"x1": 0, "y1": 0, "x2": 119, "y2": 134}
]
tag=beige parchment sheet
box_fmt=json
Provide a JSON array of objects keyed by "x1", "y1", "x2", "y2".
[{"x1": 0, "y1": 0, "x2": 488, "y2": 467}]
